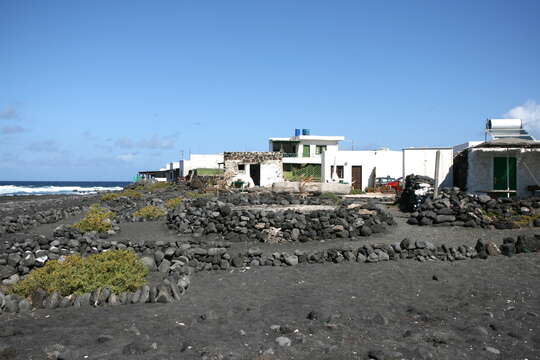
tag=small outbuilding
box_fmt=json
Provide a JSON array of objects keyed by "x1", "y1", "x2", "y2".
[
  {"x1": 454, "y1": 138, "x2": 540, "y2": 197},
  {"x1": 223, "y1": 152, "x2": 283, "y2": 188}
]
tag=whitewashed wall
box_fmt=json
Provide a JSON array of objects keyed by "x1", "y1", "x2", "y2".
[
  {"x1": 467, "y1": 148, "x2": 540, "y2": 197},
  {"x1": 402, "y1": 148, "x2": 454, "y2": 187},
  {"x1": 260, "y1": 160, "x2": 283, "y2": 187},
  {"x1": 180, "y1": 154, "x2": 224, "y2": 177},
  {"x1": 321, "y1": 150, "x2": 403, "y2": 189}
]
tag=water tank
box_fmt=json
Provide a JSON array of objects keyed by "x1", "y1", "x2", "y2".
[
  {"x1": 294, "y1": 128, "x2": 301, "y2": 136},
  {"x1": 486, "y1": 119, "x2": 522, "y2": 130},
  {"x1": 302, "y1": 129, "x2": 311, "y2": 135}
]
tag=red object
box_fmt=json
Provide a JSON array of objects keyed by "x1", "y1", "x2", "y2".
[{"x1": 387, "y1": 178, "x2": 403, "y2": 192}]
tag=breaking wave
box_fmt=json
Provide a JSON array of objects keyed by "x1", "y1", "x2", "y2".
[{"x1": 0, "y1": 182, "x2": 127, "y2": 196}]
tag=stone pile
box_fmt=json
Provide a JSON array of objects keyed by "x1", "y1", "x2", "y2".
[
  {"x1": 398, "y1": 175, "x2": 435, "y2": 212},
  {"x1": 0, "y1": 206, "x2": 86, "y2": 236},
  {"x1": 167, "y1": 198, "x2": 395, "y2": 243},
  {"x1": 406, "y1": 188, "x2": 540, "y2": 228}
]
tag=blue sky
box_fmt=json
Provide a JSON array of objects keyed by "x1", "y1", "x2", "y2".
[{"x1": 1, "y1": 0, "x2": 539, "y2": 181}]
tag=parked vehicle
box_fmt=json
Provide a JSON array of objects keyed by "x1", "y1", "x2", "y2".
[{"x1": 387, "y1": 177, "x2": 403, "y2": 192}]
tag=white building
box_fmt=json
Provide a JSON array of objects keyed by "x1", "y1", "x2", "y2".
[
  {"x1": 321, "y1": 149, "x2": 403, "y2": 190},
  {"x1": 269, "y1": 131, "x2": 344, "y2": 180},
  {"x1": 179, "y1": 154, "x2": 224, "y2": 177},
  {"x1": 402, "y1": 147, "x2": 454, "y2": 188}
]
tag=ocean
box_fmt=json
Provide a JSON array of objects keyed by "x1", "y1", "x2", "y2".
[{"x1": 0, "y1": 181, "x2": 130, "y2": 196}]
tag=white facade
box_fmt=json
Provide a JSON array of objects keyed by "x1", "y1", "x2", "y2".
[
  {"x1": 465, "y1": 144, "x2": 540, "y2": 197},
  {"x1": 321, "y1": 149, "x2": 403, "y2": 190},
  {"x1": 453, "y1": 141, "x2": 483, "y2": 155},
  {"x1": 179, "y1": 154, "x2": 224, "y2": 177},
  {"x1": 402, "y1": 148, "x2": 454, "y2": 187},
  {"x1": 269, "y1": 135, "x2": 344, "y2": 165}
]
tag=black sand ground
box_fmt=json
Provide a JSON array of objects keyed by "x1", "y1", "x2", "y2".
[{"x1": 1, "y1": 195, "x2": 540, "y2": 360}]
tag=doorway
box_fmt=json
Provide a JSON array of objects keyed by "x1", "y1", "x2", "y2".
[
  {"x1": 250, "y1": 164, "x2": 261, "y2": 186},
  {"x1": 351, "y1": 166, "x2": 362, "y2": 190},
  {"x1": 493, "y1": 157, "x2": 516, "y2": 191}
]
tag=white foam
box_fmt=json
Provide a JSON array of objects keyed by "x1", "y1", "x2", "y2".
[{"x1": 0, "y1": 185, "x2": 123, "y2": 196}]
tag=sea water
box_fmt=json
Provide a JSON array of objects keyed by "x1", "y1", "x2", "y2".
[{"x1": 0, "y1": 181, "x2": 129, "y2": 196}]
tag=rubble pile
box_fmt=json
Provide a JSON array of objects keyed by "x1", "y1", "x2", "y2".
[
  {"x1": 400, "y1": 176, "x2": 540, "y2": 228},
  {"x1": 398, "y1": 175, "x2": 435, "y2": 212},
  {"x1": 167, "y1": 198, "x2": 395, "y2": 243}
]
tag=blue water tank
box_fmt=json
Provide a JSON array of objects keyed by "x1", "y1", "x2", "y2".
[
  {"x1": 294, "y1": 128, "x2": 301, "y2": 136},
  {"x1": 302, "y1": 129, "x2": 311, "y2": 135}
]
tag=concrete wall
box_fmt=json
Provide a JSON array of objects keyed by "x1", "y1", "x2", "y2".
[
  {"x1": 402, "y1": 148, "x2": 454, "y2": 187},
  {"x1": 180, "y1": 154, "x2": 223, "y2": 177},
  {"x1": 321, "y1": 150, "x2": 403, "y2": 190},
  {"x1": 467, "y1": 148, "x2": 540, "y2": 197}
]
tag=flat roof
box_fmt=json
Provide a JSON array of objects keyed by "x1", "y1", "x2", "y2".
[
  {"x1": 474, "y1": 138, "x2": 540, "y2": 149},
  {"x1": 403, "y1": 147, "x2": 453, "y2": 150},
  {"x1": 270, "y1": 135, "x2": 345, "y2": 141}
]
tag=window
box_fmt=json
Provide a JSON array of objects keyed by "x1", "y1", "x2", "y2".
[
  {"x1": 315, "y1": 145, "x2": 327, "y2": 155},
  {"x1": 303, "y1": 145, "x2": 310, "y2": 157},
  {"x1": 238, "y1": 164, "x2": 245, "y2": 171},
  {"x1": 330, "y1": 165, "x2": 344, "y2": 179}
]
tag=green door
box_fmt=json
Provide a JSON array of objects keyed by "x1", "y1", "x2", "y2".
[
  {"x1": 302, "y1": 145, "x2": 310, "y2": 157},
  {"x1": 493, "y1": 157, "x2": 517, "y2": 190}
]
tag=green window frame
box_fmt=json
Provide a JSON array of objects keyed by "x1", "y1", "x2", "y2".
[{"x1": 302, "y1": 145, "x2": 310, "y2": 157}]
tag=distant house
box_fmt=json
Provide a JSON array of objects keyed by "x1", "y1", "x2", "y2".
[
  {"x1": 179, "y1": 154, "x2": 224, "y2": 178},
  {"x1": 321, "y1": 149, "x2": 403, "y2": 190},
  {"x1": 269, "y1": 130, "x2": 344, "y2": 181}
]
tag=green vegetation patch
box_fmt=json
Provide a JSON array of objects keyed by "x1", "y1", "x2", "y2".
[
  {"x1": 9, "y1": 250, "x2": 148, "y2": 297},
  {"x1": 133, "y1": 205, "x2": 167, "y2": 219},
  {"x1": 319, "y1": 192, "x2": 341, "y2": 203},
  {"x1": 100, "y1": 189, "x2": 142, "y2": 201},
  {"x1": 165, "y1": 197, "x2": 183, "y2": 209},
  {"x1": 185, "y1": 191, "x2": 214, "y2": 199},
  {"x1": 72, "y1": 204, "x2": 115, "y2": 233},
  {"x1": 194, "y1": 168, "x2": 224, "y2": 176}
]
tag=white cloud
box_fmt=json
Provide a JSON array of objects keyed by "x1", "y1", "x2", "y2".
[
  {"x1": 114, "y1": 134, "x2": 176, "y2": 150},
  {"x1": 0, "y1": 104, "x2": 19, "y2": 120},
  {"x1": 0, "y1": 125, "x2": 27, "y2": 135},
  {"x1": 504, "y1": 100, "x2": 540, "y2": 136},
  {"x1": 116, "y1": 153, "x2": 137, "y2": 162}
]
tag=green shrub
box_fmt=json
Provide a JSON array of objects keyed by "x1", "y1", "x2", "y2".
[
  {"x1": 319, "y1": 192, "x2": 340, "y2": 202},
  {"x1": 9, "y1": 250, "x2": 148, "y2": 297},
  {"x1": 72, "y1": 205, "x2": 115, "y2": 233},
  {"x1": 119, "y1": 189, "x2": 142, "y2": 198},
  {"x1": 165, "y1": 197, "x2": 183, "y2": 209},
  {"x1": 350, "y1": 189, "x2": 365, "y2": 195},
  {"x1": 185, "y1": 191, "x2": 214, "y2": 199},
  {"x1": 133, "y1": 205, "x2": 166, "y2": 219},
  {"x1": 100, "y1": 192, "x2": 119, "y2": 201},
  {"x1": 134, "y1": 182, "x2": 173, "y2": 192},
  {"x1": 100, "y1": 189, "x2": 141, "y2": 201}
]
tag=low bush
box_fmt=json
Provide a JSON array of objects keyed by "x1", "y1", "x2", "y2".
[
  {"x1": 319, "y1": 192, "x2": 340, "y2": 202},
  {"x1": 100, "y1": 189, "x2": 142, "y2": 201},
  {"x1": 185, "y1": 191, "x2": 214, "y2": 199},
  {"x1": 165, "y1": 197, "x2": 183, "y2": 209},
  {"x1": 72, "y1": 205, "x2": 115, "y2": 233},
  {"x1": 133, "y1": 205, "x2": 166, "y2": 219},
  {"x1": 350, "y1": 189, "x2": 365, "y2": 195},
  {"x1": 9, "y1": 250, "x2": 148, "y2": 297},
  {"x1": 100, "y1": 192, "x2": 119, "y2": 201}
]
